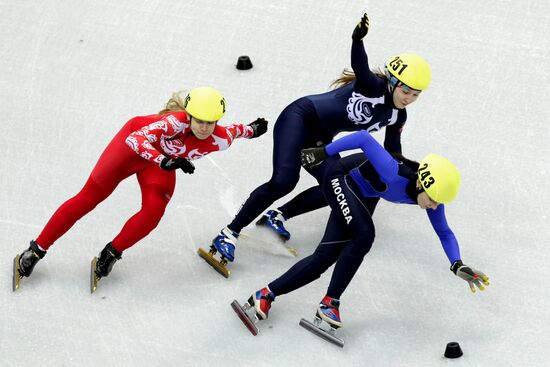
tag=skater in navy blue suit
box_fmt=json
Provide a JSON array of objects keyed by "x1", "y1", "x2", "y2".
[
  {"x1": 236, "y1": 130, "x2": 489, "y2": 340},
  {"x1": 211, "y1": 12, "x2": 433, "y2": 265}
]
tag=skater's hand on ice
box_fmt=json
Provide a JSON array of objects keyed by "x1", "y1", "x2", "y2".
[
  {"x1": 248, "y1": 118, "x2": 268, "y2": 138},
  {"x1": 300, "y1": 146, "x2": 328, "y2": 169},
  {"x1": 160, "y1": 157, "x2": 195, "y2": 174},
  {"x1": 352, "y1": 12, "x2": 370, "y2": 41},
  {"x1": 451, "y1": 260, "x2": 490, "y2": 293}
]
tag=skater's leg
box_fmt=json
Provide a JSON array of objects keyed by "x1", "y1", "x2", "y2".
[
  {"x1": 316, "y1": 224, "x2": 374, "y2": 329},
  {"x1": 110, "y1": 166, "x2": 175, "y2": 252},
  {"x1": 35, "y1": 121, "x2": 149, "y2": 250},
  {"x1": 276, "y1": 185, "x2": 326, "y2": 219},
  {"x1": 323, "y1": 177, "x2": 376, "y2": 299},
  {"x1": 226, "y1": 100, "x2": 320, "y2": 234},
  {"x1": 268, "y1": 211, "x2": 349, "y2": 296},
  {"x1": 325, "y1": 230, "x2": 374, "y2": 299},
  {"x1": 275, "y1": 152, "x2": 339, "y2": 219},
  {"x1": 35, "y1": 177, "x2": 114, "y2": 249}
]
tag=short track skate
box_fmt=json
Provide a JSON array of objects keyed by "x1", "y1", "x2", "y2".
[
  {"x1": 299, "y1": 316, "x2": 344, "y2": 348},
  {"x1": 12, "y1": 254, "x2": 22, "y2": 291},
  {"x1": 197, "y1": 246, "x2": 230, "y2": 278},
  {"x1": 230, "y1": 299, "x2": 259, "y2": 336},
  {"x1": 90, "y1": 256, "x2": 100, "y2": 293},
  {"x1": 240, "y1": 231, "x2": 297, "y2": 257}
]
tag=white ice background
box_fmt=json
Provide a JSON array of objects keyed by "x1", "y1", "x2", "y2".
[{"x1": 1, "y1": 1, "x2": 549, "y2": 366}]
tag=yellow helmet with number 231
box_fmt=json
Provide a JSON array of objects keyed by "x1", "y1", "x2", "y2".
[
  {"x1": 385, "y1": 53, "x2": 431, "y2": 91},
  {"x1": 418, "y1": 154, "x2": 460, "y2": 204},
  {"x1": 183, "y1": 87, "x2": 226, "y2": 122}
]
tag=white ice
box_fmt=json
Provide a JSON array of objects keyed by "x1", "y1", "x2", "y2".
[{"x1": 1, "y1": 1, "x2": 549, "y2": 366}]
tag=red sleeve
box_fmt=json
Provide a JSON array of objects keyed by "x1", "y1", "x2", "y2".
[
  {"x1": 224, "y1": 122, "x2": 254, "y2": 139},
  {"x1": 125, "y1": 113, "x2": 189, "y2": 165}
]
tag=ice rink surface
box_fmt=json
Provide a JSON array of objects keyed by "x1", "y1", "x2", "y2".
[{"x1": 1, "y1": 1, "x2": 549, "y2": 366}]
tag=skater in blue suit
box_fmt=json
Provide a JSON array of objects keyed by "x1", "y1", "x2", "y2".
[
  {"x1": 211, "y1": 12, "x2": 433, "y2": 264},
  {"x1": 237, "y1": 129, "x2": 490, "y2": 337}
]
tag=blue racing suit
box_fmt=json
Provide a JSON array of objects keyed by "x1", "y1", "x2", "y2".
[{"x1": 269, "y1": 130, "x2": 461, "y2": 300}]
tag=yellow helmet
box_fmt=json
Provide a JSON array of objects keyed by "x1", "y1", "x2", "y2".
[
  {"x1": 183, "y1": 87, "x2": 226, "y2": 122},
  {"x1": 418, "y1": 154, "x2": 460, "y2": 204},
  {"x1": 386, "y1": 53, "x2": 431, "y2": 91}
]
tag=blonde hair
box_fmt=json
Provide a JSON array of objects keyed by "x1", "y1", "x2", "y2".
[
  {"x1": 158, "y1": 91, "x2": 187, "y2": 115},
  {"x1": 330, "y1": 67, "x2": 386, "y2": 89}
]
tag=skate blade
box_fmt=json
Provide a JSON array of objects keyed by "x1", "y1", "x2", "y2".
[
  {"x1": 13, "y1": 254, "x2": 22, "y2": 292},
  {"x1": 240, "y1": 231, "x2": 297, "y2": 257},
  {"x1": 231, "y1": 300, "x2": 259, "y2": 336},
  {"x1": 197, "y1": 248, "x2": 230, "y2": 278},
  {"x1": 90, "y1": 257, "x2": 100, "y2": 293},
  {"x1": 299, "y1": 318, "x2": 344, "y2": 348}
]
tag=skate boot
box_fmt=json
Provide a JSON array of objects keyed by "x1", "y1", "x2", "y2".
[
  {"x1": 212, "y1": 227, "x2": 238, "y2": 262},
  {"x1": 95, "y1": 242, "x2": 122, "y2": 278},
  {"x1": 299, "y1": 295, "x2": 345, "y2": 347},
  {"x1": 248, "y1": 287, "x2": 275, "y2": 320},
  {"x1": 18, "y1": 240, "x2": 47, "y2": 277},
  {"x1": 317, "y1": 295, "x2": 342, "y2": 329},
  {"x1": 256, "y1": 209, "x2": 291, "y2": 241},
  {"x1": 231, "y1": 286, "x2": 275, "y2": 336}
]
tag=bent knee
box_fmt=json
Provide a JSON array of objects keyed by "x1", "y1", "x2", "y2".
[
  {"x1": 268, "y1": 173, "x2": 299, "y2": 196},
  {"x1": 349, "y1": 238, "x2": 374, "y2": 257}
]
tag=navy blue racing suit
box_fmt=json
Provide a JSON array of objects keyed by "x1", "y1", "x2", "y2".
[
  {"x1": 227, "y1": 38, "x2": 408, "y2": 234},
  {"x1": 268, "y1": 130, "x2": 461, "y2": 300}
]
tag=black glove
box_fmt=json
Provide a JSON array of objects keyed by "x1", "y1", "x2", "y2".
[
  {"x1": 300, "y1": 146, "x2": 328, "y2": 169},
  {"x1": 248, "y1": 118, "x2": 268, "y2": 138},
  {"x1": 160, "y1": 157, "x2": 195, "y2": 174},
  {"x1": 352, "y1": 12, "x2": 370, "y2": 41},
  {"x1": 451, "y1": 260, "x2": 490, "y2": 293}
]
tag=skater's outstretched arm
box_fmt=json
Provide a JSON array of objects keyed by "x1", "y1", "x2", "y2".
[
  {"x1": 224, "y1": 118, "x2": 268, "y2": 140},
  {"x1": 425, "y1": 204, "x2": 460, "y2": 263},
  {"x1": 350, "y1": 12, "x2": 379, "y2": 92}
]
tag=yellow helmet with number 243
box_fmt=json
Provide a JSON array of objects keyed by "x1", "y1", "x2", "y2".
[
  {"x1": 183, "y1": 87, "x2": 226, "y2": 122},
  {"x1": 418, "y1": 154, "x2": 460, "y2": 204},
  {"x1": 386, "y1": 53, "x2": 431, "y2": 91}
]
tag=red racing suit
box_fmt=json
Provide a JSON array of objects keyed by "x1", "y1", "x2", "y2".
[{"x1": 36, "y1": 111, "x2": 254, "y2": 252}]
